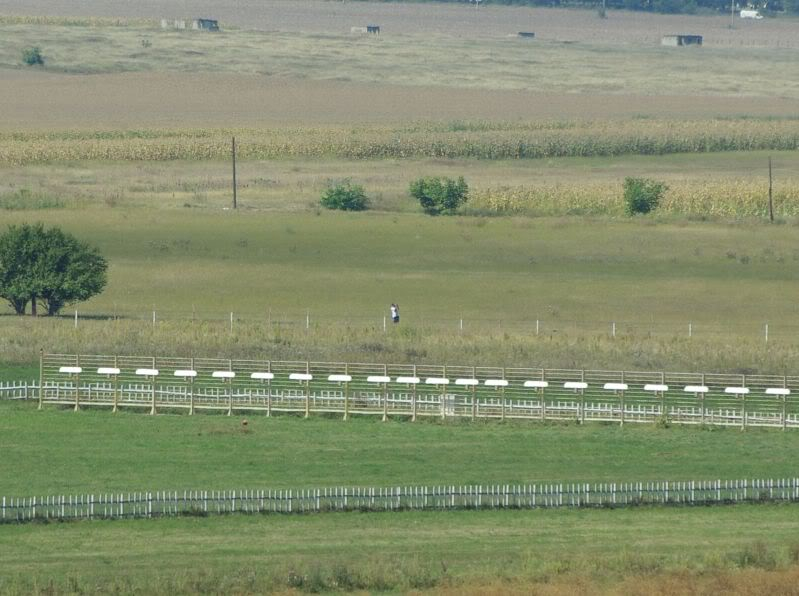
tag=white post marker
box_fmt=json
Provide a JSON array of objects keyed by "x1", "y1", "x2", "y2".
[
  {"x1": 564, "y1": 382, "x2": 588, "y2": 424},
  {"x1": 367, "y1": 375, "x2": 391, "y2": 421},
  {"x1": 175, "y1": 370, "x2": 197, "y2": 414},
  {"x1": 328, "y1": 374, "x2": 352, "y2": 383},
  {"x1": 564, "y1": 382, "x2": 588, "y2": 391},
  {"x1": 328, "y1": 374, "x2": 352, "y2": 420},
  {"x1": 59, "y1": 366, "x2": 82, "y2": 411},
  {"x1": 684, "y1": 385, "x2": 709, "y2": 425},
  {"x1": 485, "y1": 379, "x2": 509, "y2": 420},
  {"x1": 456, "y1": 379, "x2": 479, "y2": 420},
  {"x1": 603, "y1": 383, "x2": 628, "y2": 426},
  {"x1": 644, "y1": 384, "x2": 669, "y2": 418},
  {"x1": 135, "y1": 369, "x2": 160, "y2": 415},
  {"x1": 524, "y1": 380, "x2": 549, "y2": 420},
  {"x1": 725, "y1": 387, "x2": 750, "y2": 430},
  {"x1": 397, "y1": 376, "x2": 420, "y2": 421},
  {"x1": 213, "y1": 371, "x2": 236, "y2": 416},
  {"x1": 766, "y1": 388, "x2": 791, "y2": 431},
  {"x1": 426, "y1": 378, "x2": 450, "y2": 420},
  {"x1": 251, "y1": 372, "x2": 274, "y2": 416},
  {"x1": 98, "y1": 367, "x2": 121, "y2": 413},
  {"x1": 290, "y1": 373, "x2": 313, "y2": 418}
]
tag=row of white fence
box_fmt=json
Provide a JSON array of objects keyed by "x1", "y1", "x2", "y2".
[
  {"x1": 16, "y1": 353, "x2": 799, "y2": 429},
  {"x1": 3, "y1": 478, "x2": 798, "y2": 523},
  {"x1": 30, "y1": 308, "x2": 793, "y2": 341},
  {"x1": 3, "y1": 377, "x2": 798, "y2": 429}
]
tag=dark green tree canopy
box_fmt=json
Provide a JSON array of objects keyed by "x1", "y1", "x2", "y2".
[
  {"x1": 0, "y1": 223, "x2": 107, "y2": 316},
  {"x1": 409, "y1": 176, "x2": 469, "y2": 216}
]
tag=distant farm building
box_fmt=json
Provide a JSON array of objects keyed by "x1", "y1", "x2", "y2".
[
  {"x1": 161, "y1": 18, "x2": 219, "y2": 31},
  {"x1": 351, "y1": 25, "x2": 380, "y2": 35},
  {"x1": 192, "y1": 19, "x2": 219, "y2": 31},
  {"x1": 661, "y1": 34, "x2": 703, "y2": 47}
]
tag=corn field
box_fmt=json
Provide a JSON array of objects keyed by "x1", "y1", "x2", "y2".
[
  {"x1": 470, "y1": 179, "x2": 799, "y2": 217},
  {"x1": 2, "y1": 120, "x2": 799, "y2": 165}
]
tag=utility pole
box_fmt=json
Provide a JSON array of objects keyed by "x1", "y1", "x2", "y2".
[
  {"x1": 232, "y1": 136, "x2": 237, "y2": 209},
  {"x1": 768, "y1": 156, "x2": 774, "y2": 222},
  {"x1": 730, "y1": 0, "x2": 735, "y2": 29}
]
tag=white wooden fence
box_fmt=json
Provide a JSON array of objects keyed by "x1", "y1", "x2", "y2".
[
  {"x1": 2, "y1": 354, "x2": 792, "y2": 430},
  {"x1": 47, "y1": 308, "x2": 794, "y2": 342},
  {"x1": 3, "y1": 478, "x2": 798, "y2": 523}
]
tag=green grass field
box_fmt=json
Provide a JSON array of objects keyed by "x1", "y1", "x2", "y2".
[
  {"x1": 3, "y1": 10, "x2": 799, "y2": 594},
  {"x1": 2, "y1": 399, "x2": 799, "y2": 593},
  {"x1": 2, "y1": 206, "x2": 799, "y2": 372},
  {"x1": 2, "y1": 506, "x2": 799, "y2": 594},
  {"x1": 3, "y1": 400, "x2": 798, "y2": 495}
]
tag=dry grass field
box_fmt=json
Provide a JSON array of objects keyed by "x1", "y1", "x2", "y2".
[
  {"x1": 4, "y1": 71, "x2": 799, "y2": 131},
  {"x1": 1, "y1": 0, "x2": 798, "y2": 46}
]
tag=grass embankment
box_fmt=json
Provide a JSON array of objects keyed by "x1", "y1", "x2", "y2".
[
  {"x1": 3, "y1": 400, "x2": 799, "y2": 494},
  {"x1": 2, "y1": 506, "x2": 799, "y2": 594}
]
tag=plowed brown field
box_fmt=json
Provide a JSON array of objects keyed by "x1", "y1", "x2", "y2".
[{"x1": 2, "y1": 70, "x2": 799, "y2": 130}]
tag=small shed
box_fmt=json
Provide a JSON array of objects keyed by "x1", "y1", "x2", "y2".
[
  {"x1": 192, "y1": 18, "x2": 219, "y2": 31},
  {"x1": 661, "y1": 34, "x2": 702, "y2": 47},
  {"x1": 351, "y1": 25, "x2": 380, "y2": 35}
]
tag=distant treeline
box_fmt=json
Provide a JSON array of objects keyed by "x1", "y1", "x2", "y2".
[{"x1": 367, "y1": 0, "x2": 798, "y2": 16}]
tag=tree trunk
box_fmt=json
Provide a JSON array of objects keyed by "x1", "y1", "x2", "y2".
[
  {"x1": 31, "y1": 295, "x2": 37, "y2": 316},
  {"x1": 13, "y1": 300, "x2": 26, "y2": 315}
]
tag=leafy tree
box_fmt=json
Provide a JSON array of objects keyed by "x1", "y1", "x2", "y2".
[
  {"x1": 623, "y1": 177, "x2": 668, "y2": 215},
  {"x1": 21, "y1": 46, "x2": 44, "y2": 66},
  {"x1": 409, "y1": 176, "x2": 469, "y2": 216},
  {"x1": 320, "y1": 180, "x2": 369, "y2": 211},
  {"x1": 0, "y1": 224, "x2": 107, "y2": 316}
]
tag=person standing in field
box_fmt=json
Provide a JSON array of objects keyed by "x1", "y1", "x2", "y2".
[{"x1": 390, "y1": 303, "x2": 400, "y2": 324}]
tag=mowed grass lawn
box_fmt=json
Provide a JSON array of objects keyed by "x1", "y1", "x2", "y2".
[
  {"x1": 2, "y1": 401, "x2": 799, "y2": 495},
  {"x1": 3, "y1": 505, "x2": 799, "y2": 594},
  {"x1": 3, "y1": 400, "x2": 799, "y2": 593}
]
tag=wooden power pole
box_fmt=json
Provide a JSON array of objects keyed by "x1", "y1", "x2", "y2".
[
  {"x1": 768, "y1": 156, "x2": 774, "y2": 222},
  {"x1": 232, "y1": 136, "x2": 238, "y2": 209}
]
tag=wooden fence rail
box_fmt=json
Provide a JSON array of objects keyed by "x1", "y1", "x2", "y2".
[
  {"x1": 4, "y1": 353, "x2": 799, "y2": 429},
  {"x1": 3, "y1": 478, "x2": 798, "y2": 524}
]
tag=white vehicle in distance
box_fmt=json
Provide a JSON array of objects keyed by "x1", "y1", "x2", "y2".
[{"x1": 740, "y1": 9, "x2": 764, "y2": 18}]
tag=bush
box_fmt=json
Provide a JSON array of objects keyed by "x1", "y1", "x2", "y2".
[
  {"x1": 623, "y1": 177, "x2": 667, "y2": 215},
  {"x1": 21, "y1": 46, "x2": 44, "y2": 66},
  {"x1": 319, "y1": 180, "x2": 369, "y2": 211},
  {"x1": 409, "y1": 176, "x2": 469, "y2": 216}
]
